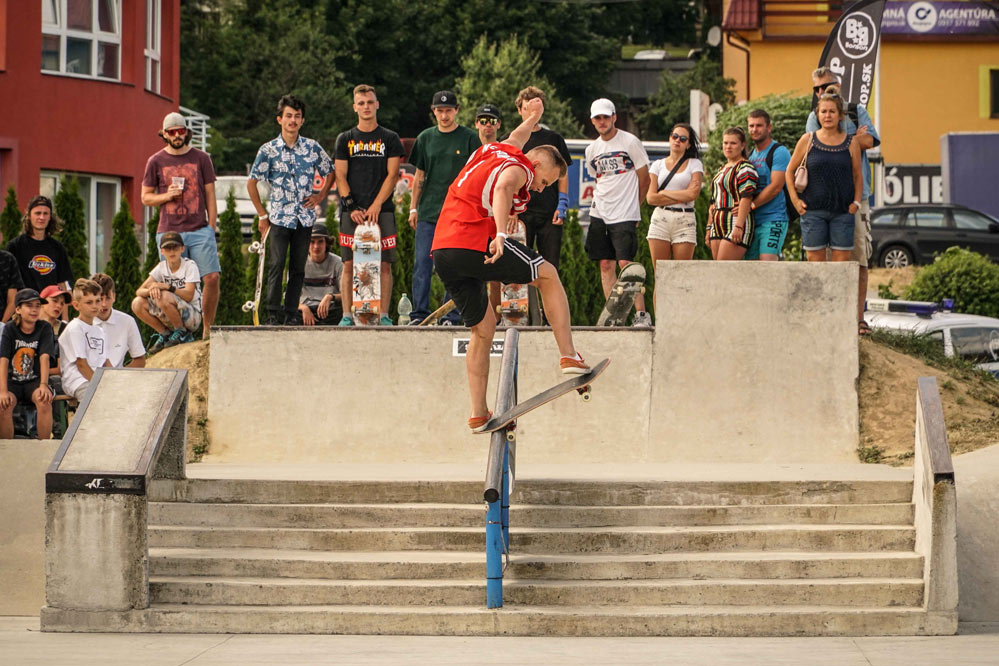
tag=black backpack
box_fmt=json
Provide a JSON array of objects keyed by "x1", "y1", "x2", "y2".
[{"x1": 764, "y1": 141, "x2": 800, "y2": 223}]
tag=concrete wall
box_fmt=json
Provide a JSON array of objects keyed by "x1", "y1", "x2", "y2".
[
  {"x1": 208, "y1": 262, "x2": 859, "y2": 465},
  {"x1": 0, "y1": 440, "x2": 59, "y2": 616},
  {"x1": 954, "y1": 444, "x2": 999, "y2": 622}
]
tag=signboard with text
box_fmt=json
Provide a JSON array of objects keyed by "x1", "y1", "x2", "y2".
[{"x1": 882, "y1": 1, "x2": 999, "y2": 35}]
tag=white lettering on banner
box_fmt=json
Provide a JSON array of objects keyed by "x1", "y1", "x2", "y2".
[
  {"x1": 882, "y1": 166, "x2": 943, "y2": 205},
  {"x1": 452, "y1": 338, "x2": 504, "y2": 357},
  {"x1": 838, "y1": 12, "x2": 878, "y2": 59},
  {"x1": 859, "y1": 63, "x2": 874, "y2": 106},
  {"x1": 829, "y1": 56, "x2": 847, "y2": 78},
  {"x1": 907, "y1": 1, "x2": 938, "y2": 31}
]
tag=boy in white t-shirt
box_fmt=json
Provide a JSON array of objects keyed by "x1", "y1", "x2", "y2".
[
  {"x1": 59, "y1": 279, "x2": 111, "y2": 401},
  {"x1": 92, "y1": 273, "x2": 146, "y2": 368},
  {"x1": 131, "y1": 232, "x2": 202, "y2": 354}
]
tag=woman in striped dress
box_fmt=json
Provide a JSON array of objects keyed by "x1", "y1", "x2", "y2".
[{"x1": 706, "y1": 128, "x2": 758, "y2": 260}]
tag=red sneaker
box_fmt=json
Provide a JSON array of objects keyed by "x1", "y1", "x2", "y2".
[
  {"x1": 560, "y1": 354, "x2": 590, "y2": 375},
  {"x1": 468, "y1": 411, "x2": 492, "y2": 431}
]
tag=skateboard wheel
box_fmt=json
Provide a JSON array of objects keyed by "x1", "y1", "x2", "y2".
[
  {"x1": 640, "y1": 286, "x2": 646, "y2": 295},
  {"x1": 506, "y1": 431, "x2": 515, "y2": 442},
  {"x1": 249, "y1": 241, "x2": 261, "y2": 253},
  {"x1": 241, "y1": 301, "x2": 253, "y2": 312},
  {"x1": 615, "y1": 286, "x2": 624, "y2": 295},
  {"x1": 581, "y1": 390, "x2": 592, "y2": 402}
]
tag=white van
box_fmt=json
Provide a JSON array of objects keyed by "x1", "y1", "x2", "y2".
[{"x1": 215, "y1": 176, "x2": 270, "y2": 238}]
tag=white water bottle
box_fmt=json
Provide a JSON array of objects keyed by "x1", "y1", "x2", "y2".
[{"x1": 398, "y1": 293, "x2": 413, "y2": 325}]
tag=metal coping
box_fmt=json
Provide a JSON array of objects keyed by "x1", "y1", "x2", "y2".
[
  {"x1": 917, "y1": 376, "x2": 955, "y2": 484},
  {"x1": 46, "y1": 368, "x2": 188, "y2": 495}
]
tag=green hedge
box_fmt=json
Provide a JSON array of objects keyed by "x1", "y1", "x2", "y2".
[{"x1": 904, "y1": 247, "x2": 999, "y2": 318}]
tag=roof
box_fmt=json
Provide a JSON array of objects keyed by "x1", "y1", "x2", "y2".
[{"x1": 722, "y1": 0, "x2": 760, "y2": 30}]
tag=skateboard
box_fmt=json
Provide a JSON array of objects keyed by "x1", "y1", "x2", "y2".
[
  {"x1": 596, "y1": 262, "x2": 646, "y2": 327},
  {"x1": 474, "y1": 358, "x2": 610, "y2": 436},
  {"x1": 241, "y1": 230, "x2": 269, "y2": 326},
  {"x1": 419, "y1": 299, "x2": 456, "y2": 326},
  {"x1": 351, "y1": 223, "x2": 381, "y2": 325},
  {"x1": 497, "y1": 221, "x2": 529, "y2": 326}
]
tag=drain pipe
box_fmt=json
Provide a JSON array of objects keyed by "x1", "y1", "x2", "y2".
[{"x1": 726, "y1": 32, "x2": 751, "y2": 100}]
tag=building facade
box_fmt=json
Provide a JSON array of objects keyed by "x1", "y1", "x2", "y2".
[{"x1": 0, "y1": 0, "x2": 180, "y2": 273}]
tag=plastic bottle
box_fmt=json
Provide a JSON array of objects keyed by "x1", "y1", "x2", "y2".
[{"x1": 398, "y1": 293, "x2": 413, "y2": 325}]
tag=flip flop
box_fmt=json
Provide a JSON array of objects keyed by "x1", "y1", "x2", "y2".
[{"x1": 858, "y1": 320, "x2": 872, "y2": 336}]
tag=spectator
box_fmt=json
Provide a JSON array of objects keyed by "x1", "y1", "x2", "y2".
[
  {"x1": 131, "y1": 232, "x2": 202, "y2": 354},
  {"x1": 0, "y1": 229, "x2": 24, "y2": 322},
  {"x1": 59, "y1": 279, "x2": 109, "y2": 402},
  {"x1": 786, "y1": 92, "x2": 863, "y2": 265},
  {"x1": 333, "y1": 84, "x2": 404, "y2": 326},
  {"x1": 91, "y1": 273, "x2": 145, "y2": 368},
  {"x1": 407, "y1": 91, "x2": 481, "y2": 325},
  {"x1": 584, "y1": 98, "x2": 652, "y2": 327},
  {"x1": 140, "y1": 112, "x2": 220, "y2": 339},
  {"x1": 0, "y1": 288, "x2": 55, "y2": 439},
  {"x1": 299, "y1": 224, "x2": 344, "y2": 326},
  {"x1": 247, "y1": 95, "x2": 334, "y2": 325},
  {"x1": 706, "y1": 127, "x2": 758, "y2": 261},
  {"x1": 807, "y1": 69, "x2": 880, "y2": 335},
  {"x1": 645, "y1": 123, "x2": 703, "y2": 270},
  {"x1": 39, "y1": 284, "x2": 68, "y2": 391},
  {"x1": 476, "y1": 104, "x2": 502, "y2": 146},
  {"x1": 746, "y1": 109, "x2": 792, "y2": 261},
  {"x1": 6, "y1": 195, "x2": 72, "y2": 294}
]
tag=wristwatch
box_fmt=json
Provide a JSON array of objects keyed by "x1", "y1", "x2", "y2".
[{"x1": 168, "y1": 284, "x2": 176, "y2": 293}]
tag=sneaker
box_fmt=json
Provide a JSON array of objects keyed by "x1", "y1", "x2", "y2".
[
  {"x1": 338, "y1": 316, "x2": 355, "y2": 327},
  {"x1": 147, "y1": 332, "x2": 167, "y2": 355},
  {"x1": 406, "y1": 317, "x2": 424, "y2": 326},
  {"x1": 468, "y1": 410, "x2": 492, "y2": 432},
  {"x1": 560, "y1": 354, "x2": 591, "y2": 375},
  {"x1": 632, "y1": 311, "x2": 653, "y2": 328},
  {"x1": 439, "y1": 319, "x2": 456, "y2": 327},
  {"x1": 379, "y1": 315, "x2": 393, "y2": 326},
  {"x1": 165, "y1": 329, "x2": 191, "y2": 348},
  {"x1": 263, "y1": 315, "x2": 282, "y2": 326}
]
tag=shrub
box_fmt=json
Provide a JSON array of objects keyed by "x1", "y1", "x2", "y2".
[
  {"x1": 0, "y1": 186, "x2": 21, "y2": 246},
  {"x1": 216, "y1": 189, "x2": 247, "y2": 325},
  {"x1": 105, "y1": 197, "x2": 143, "y2": 314},
  {"x1": 904, "y1": 247, "x2": 999, "y2": 318},
  {"x1": 55, "y1": 175, "x2": 89, "y2": 281}
]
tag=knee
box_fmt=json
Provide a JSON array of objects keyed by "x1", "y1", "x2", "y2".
[
  {"x1": 202, "y1": 273, "x2": 220, "y2": 287},
  {"x1": 131, "y1": 296, "x2": 145, "y2": 314},
  {"x1": 535, "y1": 261, "x2": 558, "y2": 282}
]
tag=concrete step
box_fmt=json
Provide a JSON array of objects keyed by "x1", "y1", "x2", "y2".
[
  {"x1": 149, "y1": 478, "x2": 913, "y2": 507},
  {"x1": 149, "y1": 548, "x2": 925, "y2": 581},
  {"x1": 148, "y1": 524, "x2": 915, "y2": 553},
  {"x1": 148, "y1": 501, "x2": 915, "y2": 529},
  {"x1": 40, "y1": 604, "x2": 958, "y2": 636},
  {"x1": 148, "y1": 575, "x2": 925, "y2": 608}
]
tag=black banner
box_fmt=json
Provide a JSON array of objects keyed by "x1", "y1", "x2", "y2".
[{"x1": 817, "y1": 0, "x2": 887, "y2": 107}]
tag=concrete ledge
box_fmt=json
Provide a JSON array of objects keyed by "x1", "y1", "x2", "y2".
[{"x1": 954, "y1": 444, "x2": 999, "y2": 622}]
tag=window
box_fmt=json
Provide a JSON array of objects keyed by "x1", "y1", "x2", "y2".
[
  {"x1": 952, "y1": 210, "x2": 995, "y2": 232},
  {"x1": 910, "y1": 210, "x2": 946, "y2": 229},
  {"x1": 951, "y1": 327, "x2": 999, "y2": 364},
  {"x1": 145, "y1": 0, "x2": 161, "y2": 93},
  {"x1": 40, "y1": 171, "x2": 125, "y2": 274},
  {"x1": 41, "y1": 0, "x2": 121, "y2": 80}
]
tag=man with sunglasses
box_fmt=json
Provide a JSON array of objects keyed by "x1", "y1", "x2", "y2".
[
  {"x1": 475, "y1": 104, "x2": 502, "y2": 145},
  {"x1": 806, "y1": 66, "x2": 881, "y2": 335},
  {"x1": 141, "y1": 112, "x2": 219, "y2": 339}
]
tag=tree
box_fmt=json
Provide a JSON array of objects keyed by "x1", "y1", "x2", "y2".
[
  {"x1": 1, "y1": 186, "x2": 21, "y2": 246},
  {"x1": 454, "y1": 35, "x2": 580, "y2": 137},
  {"x1": 639, "y1": 57, "x2": 737, "y2": 141},
  {"x1": 216, "y1": 189, "x2": 247, "y2": 325},
  {"x1": 560, "y1": 210, "x2": 604, "y2": 325},
  {"x1": 143, "y1": 207, "x2": 160, "y2": 276},
  {"x1": 54, "y1": 175, "x2": 89, "y2": 282},
  {"x1": 105, "y1": 197, "x2": 144, "y2": 314}
]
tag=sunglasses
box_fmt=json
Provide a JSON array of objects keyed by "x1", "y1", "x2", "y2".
[
  {"x1": 476, "y1": 117, "x2": 499, "y2": 126},
  {"x1": 670, "y1": 133, "x2": 690, "y2": 143},
  {"x1": 812, "y1": 82, "x2": 835, "y2": 94},
  {"x1": 165, "y1": 128, "x2": 187, "y2": 137}
]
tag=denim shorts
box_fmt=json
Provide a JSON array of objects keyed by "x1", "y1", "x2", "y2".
[
  {"x1": 800, "y1": 210, "x2": 855, "y2": 252},
  {"x1": 157, "y1": 225, "x2": 221, "y2": 276}
]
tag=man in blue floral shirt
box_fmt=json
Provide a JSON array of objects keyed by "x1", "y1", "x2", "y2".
[{"x1": 248, "y1": 95, "x2": 334, "y2": 325}]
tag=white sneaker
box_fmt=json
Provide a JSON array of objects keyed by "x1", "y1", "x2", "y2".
[{"x1": 632, "y1": 311, "x2": 653, "y2": 328}]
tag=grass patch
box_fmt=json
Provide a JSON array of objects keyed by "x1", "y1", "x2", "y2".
[
  {"x1": 869, "y1": 329, "x2": 999, "y2": 383},
  {"x1": 858, "y1": 444, "x2": 885, "y2": 464}
]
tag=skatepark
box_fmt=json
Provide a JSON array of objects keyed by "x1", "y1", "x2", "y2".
[{"x1": 2, "y1": 262, "x2": 999, "y2": 656}]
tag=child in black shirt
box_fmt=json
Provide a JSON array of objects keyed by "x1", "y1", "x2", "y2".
[{"x1": 0, "y1": 288, "x2": 55, "y2": 439}]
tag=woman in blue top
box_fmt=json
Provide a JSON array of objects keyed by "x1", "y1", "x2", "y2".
[{"x1": 786, "y1": 91, "x2": 862, "y2": 263}]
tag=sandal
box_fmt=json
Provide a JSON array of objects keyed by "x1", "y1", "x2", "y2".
[
  {"x1": 858, "y1": 320, "x2": 872, "y2": 336},
  {"x1": 468, "y1": 411, "x2": 492, "y2": 431}
]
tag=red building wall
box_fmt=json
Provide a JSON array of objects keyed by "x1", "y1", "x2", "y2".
[{"x1": 0, "y1": 0, "x2": 180, "y2": 224}]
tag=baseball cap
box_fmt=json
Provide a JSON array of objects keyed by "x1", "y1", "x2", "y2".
[
  {"x1": 40, "y1": 284, "x2": 71, "y2": 302},
  {"x1": 431, "y1": 91, "x2": 458, "y2": 108},
  {"x1": 476, "y1": 104, "x2": 501, "y2": 120},
  {"x1": 159, "y1": 231, "x2": 184, "y2": 248},
  {"x1": 14, "y1": 288, "x2": 46, "y2": 307},
  {"x1": 162, "y1": 112, "x2": 187, "y2": 131},
  {"x1": 311, "y1": 224, "x2": 331, "y2": 239},
  {"x1": 589, "y1": 98, "x2": 616, "y2": 118}
]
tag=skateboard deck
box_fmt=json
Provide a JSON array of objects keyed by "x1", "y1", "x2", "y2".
[
  {"x1": 352, "y1": 223, "x2": 382, "y2": 325},
  {"x1": 596, "y1": 262, "x2": 646, "y2": 327},
  {"x1": 498, "y1": 222, "x2": 529, "y2": 326},
  {"x1": 419, "y1": 299, "x2": 456, "y2": 326},
  {"x1": 474, "y1": 358, "x2": 610, "y2": 435},
  {"x1": 241, "y1": 230, "x2": 269, "y2": 326}
]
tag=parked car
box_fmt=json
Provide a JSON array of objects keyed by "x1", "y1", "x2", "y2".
[
  {"x1": 870, "y1": 204, "x2": 999, "y2": 268},
  {"x1": 866, "y1": 298, "x2": 999, "y2": 376},
  {"x1": 214, "y1": 176, "x2": 270, "y2": 238}
]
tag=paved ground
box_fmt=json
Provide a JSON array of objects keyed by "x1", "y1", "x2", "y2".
[{"x1": 3, "y1": 618, "x2": 997, "y2": 665}]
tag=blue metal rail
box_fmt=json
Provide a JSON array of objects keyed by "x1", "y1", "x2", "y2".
[{"x1": 484, "y1": 328, "x2": 518, "y2": 609}]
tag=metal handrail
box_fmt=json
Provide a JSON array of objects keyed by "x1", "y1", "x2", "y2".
[{"x1": 484, "y1": 328, "x2": 519, "y2": 609}]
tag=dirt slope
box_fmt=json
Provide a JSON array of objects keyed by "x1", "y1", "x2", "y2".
[{"x1": 145, "y1": 340, "x2": 210, "y2": 461}]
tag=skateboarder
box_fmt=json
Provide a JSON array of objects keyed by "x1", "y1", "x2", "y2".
[{"x1": 431, "y1": 97, "x2": 589, "y2": 430}]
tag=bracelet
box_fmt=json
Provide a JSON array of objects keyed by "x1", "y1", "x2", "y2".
[
  {"x1": 852, "y1": 200, "x2": 861, "y2": 208},
  {"x1": 496, "y1": 232, "x2": 508, "y2": 239},
  {"x1": 410, "y1": 208, "x2": 418, "y2": 214},
  {"x1": 259, "y1": 213, "x2": 269, "y2": 220},
  {"x1": 735, "y1": 226, "x2": 745, "y2": 231}
]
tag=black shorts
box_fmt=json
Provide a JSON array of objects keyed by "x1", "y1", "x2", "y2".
[
  {"x1": 9, "y1": 378, "x2": 41, "y2": 405},
  {"x1": 434, "y1": 239, "x2": 544, "y2": 327},
  {"x1": 585, "y1": 217, "x2": 638, "y2": 261},
  {"x1": 339, "y1": 210, "x2": 398, "y2": 263}
]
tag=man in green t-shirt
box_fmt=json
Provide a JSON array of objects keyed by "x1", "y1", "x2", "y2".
[{"x1": 407, "y1": 90, "x2": 481, "y2": 324}]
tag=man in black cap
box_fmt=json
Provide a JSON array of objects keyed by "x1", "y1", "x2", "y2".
[
  {"x1": 406, "y1": 90, "x2": 480, "y2": 324},
  {"x1": 297, "y1": 224, "x2": 343, "y2": 326},
  {"x1": 475, "y1": 104, "x2": 502, "y2": 146},
  {"x1": 0, "y1": 288, "x2": 55, "y2": 439}
]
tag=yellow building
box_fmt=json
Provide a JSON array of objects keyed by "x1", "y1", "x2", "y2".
[{"x1": 720, "y1": 0, "x2": 999, "y2": 169}]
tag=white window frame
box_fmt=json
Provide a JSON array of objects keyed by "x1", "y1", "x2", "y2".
[
  {"x1": 41, "y1": 0, "x2": 123, "y2": 81},
  {"x1": 144, "y1": 0, "x2": 162, "y2": 94},
  {"x1": 40, "y1": 170, "x2": 122, "y2": 275}
]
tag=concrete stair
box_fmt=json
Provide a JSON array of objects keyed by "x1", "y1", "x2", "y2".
[{"x1": 43, "y1": 475, "x2": 952, "y2": 636}]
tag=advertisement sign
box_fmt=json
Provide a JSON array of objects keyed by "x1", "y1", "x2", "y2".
[
  {"x1": 882, "y1": 1, "x2": 999, "y2": 35},
  {"x1": 881, "y1": 165, "x2": 943, "y2": 205},
  {"x1": 817, "y1": 0, "x2": 887, "y2": 107}
]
